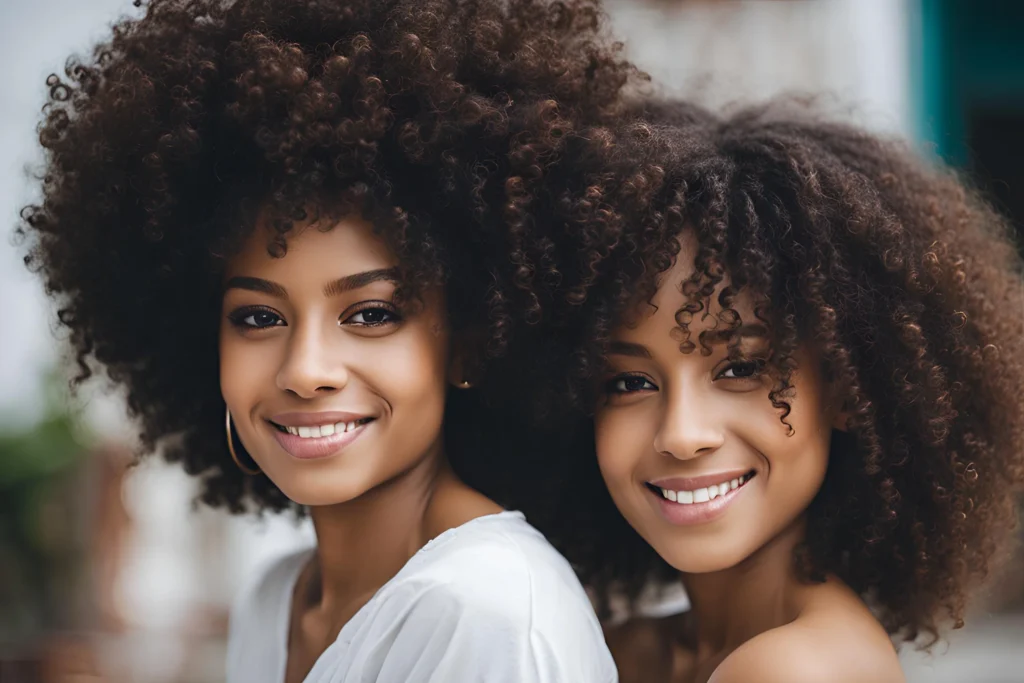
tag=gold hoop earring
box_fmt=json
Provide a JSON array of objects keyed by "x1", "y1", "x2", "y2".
[
  {"x1": 226, "y1": 409, "x2": 261, "y2": 475},
  {"x1": 459, "y1": 380, "x2": 472, "y2": 389}
]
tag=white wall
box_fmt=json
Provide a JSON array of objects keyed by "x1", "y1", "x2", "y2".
[{"x1": 605, "y1": 0, "x2": 913, "y2": 137}]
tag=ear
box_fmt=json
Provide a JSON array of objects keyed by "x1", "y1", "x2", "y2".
[
  {"x1": 832, "y1": 410, "x2": 852, "y2": 433},
  {"x1": 447, "y1": 325, "x2": 487, "y2": 389}
]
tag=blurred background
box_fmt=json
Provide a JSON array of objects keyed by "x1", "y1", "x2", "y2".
[{"x1": 1, "y1": 0, "x2": 1021, "y2": 681}]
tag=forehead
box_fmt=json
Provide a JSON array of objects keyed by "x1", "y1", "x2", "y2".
[
  {"x1": 226, "y1": 211, "x2": 397, "y2": 276},
  {"x1": 622, "y1": 232, "x2": 759, "y2": 337}
]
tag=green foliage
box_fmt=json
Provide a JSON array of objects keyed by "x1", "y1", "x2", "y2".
[
  {"x1": 0, "y1": 374, "x2": 90, "y2": 643},
  {"x1": 0, "y1": 416, "x2": 82, "y2": 487}
]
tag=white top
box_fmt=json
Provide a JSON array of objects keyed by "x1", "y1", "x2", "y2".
[{"x1": 226, "y1": 511, "x2": 618, "y2": 683}]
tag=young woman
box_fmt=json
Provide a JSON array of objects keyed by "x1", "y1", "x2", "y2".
[
  {"x1": 506, "y1": 100, "x2": 1024, "y2": 682},
  {"x1": 19, "y1": 1, "x2": 642, "y2": 681}
]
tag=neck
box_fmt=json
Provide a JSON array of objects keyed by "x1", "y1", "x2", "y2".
[
  {"x1": 682, "y1": 517, "x2": 807, "y2": 655},
  {"x1": 306, "y1": 442, "x2": 457, "y2": 615}
]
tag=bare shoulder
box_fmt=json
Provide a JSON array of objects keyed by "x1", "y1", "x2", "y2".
[
  {"x1": 709, "y1": 624, "x2": 904, "y2": 683},
  {"x1": 710, "y1": 586, "x2": 904, "y2": 683}
]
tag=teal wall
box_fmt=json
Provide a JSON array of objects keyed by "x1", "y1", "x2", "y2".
[{"x1": 914, "y1": 0, "x2": 1024, "y2": 166}]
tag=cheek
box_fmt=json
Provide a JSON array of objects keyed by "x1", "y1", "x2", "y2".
[
  {"x1": 366, "y1": 323, "x2": 449, "y2": 416},
  {"x1": 782, "y1": 419, "x2": 832, "y2": 490},
  {"x1": 218, "y1": 326, "x2": 275, "y2": 413},
  {"x1": 594, "y1": 406, "x2": 654, "y2": 487},
  {"x1": 751, "y1": 388, "x2": 833, "y2": 506}
]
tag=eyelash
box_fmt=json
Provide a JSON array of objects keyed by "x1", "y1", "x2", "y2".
[
  {"x1": 605, "y1": 373, "x2": 658, "y2": 395},
  {"x1": 226, "y1": 301, "x2": 402, "y2": 330},
  {"x1": 344, "y1": 302, "x2": 402, "y2": 327},
  {"x1": 604, "y1": 360, "x2": 767, "y2": 395},
  {"x1": 716, "y1": 359, "x2": 766, "y2": 380},
  {"x1": 227, "y1": 305, "x2": 283, "y2": 330}
]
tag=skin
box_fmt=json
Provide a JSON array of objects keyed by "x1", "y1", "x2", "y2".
[
  {"x1": 219, "y1": 210, "x2": 500, "y2": 683},
  {"x1": 594, "y1": 233, "x2": 904, "y2": 683}
]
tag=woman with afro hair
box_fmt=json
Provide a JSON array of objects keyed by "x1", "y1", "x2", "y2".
[
  {"x1": 18, "y1": 0, "x2": 645, "y2": 681},
  {"x1": 500, "y1": 99, "x2": 1024, "y2": 682}
]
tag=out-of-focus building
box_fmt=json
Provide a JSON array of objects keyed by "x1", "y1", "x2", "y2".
[
  {"x1": 606, "y1": 0, "x2": 1024, "y2": 236},
  {"x1": 607, "y1": 0, "x2": 912, "y2": 136}
]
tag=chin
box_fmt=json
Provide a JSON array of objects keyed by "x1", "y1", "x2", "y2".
[
  {"x1": 662, "y1": 552, "x2": 741, "y2": 574},
  {"x1": 268, "y1": 471, "x2": 372, "y2": 508},
  {"x1": 647, "y1": 533, "x2": 754, "y2": 575}
]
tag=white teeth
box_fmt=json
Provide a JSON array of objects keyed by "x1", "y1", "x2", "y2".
[
  {"x1": 659, "y1": 474, "x2": 754, "y2": 505},
  {"x1": 285, "y1": 420, "x2": 367, "y2": 439}
]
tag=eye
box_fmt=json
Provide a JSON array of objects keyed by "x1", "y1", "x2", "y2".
[
  {"x1": 717, "y1": 359, "x2": 766, "y2": 380},
  {"x1": 228, "y1": 307, "x2": 285, "y2": 329},
  {"x1": 343, "y1": 303, "x2": 401, "y2": 327},
  {"x1": 605, "y1": 374, "x2": 658, "y2": 394}
]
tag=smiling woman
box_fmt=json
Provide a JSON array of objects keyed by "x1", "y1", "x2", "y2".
[
  {"x1": 219, "y1": 212, "x2": 454, "y2": 508},
  {"x1": 596, "y1": 234, "x2": 838, "y2": 575},
  {"x1": 496, "y1": 98, "x2": 1024, "y2": 683},
  {"x1": 17, "y1": 0, "x2": 641, "y2": 681}
]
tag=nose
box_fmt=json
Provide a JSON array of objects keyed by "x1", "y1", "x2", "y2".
[
  {"x1": 652, "y1": 384, "x2": 725, "y2": 461},
  {"x1": 275, "y1": 322, "x2": 349, "y2": 399}
]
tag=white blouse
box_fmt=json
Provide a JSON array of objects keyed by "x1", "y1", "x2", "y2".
[{"x1": 226, "y1": 511, "x2": 617, "y2": 683}]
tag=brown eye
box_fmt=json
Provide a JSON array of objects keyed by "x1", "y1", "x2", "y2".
[
  {"x1": 717, "y1": 360, "x2": 765, "y2": 380},
  {"x1": 343, "y1": 304, "x2": 401, "y2": 327},
  {"x1": 606, "y1": 375, "x2": 658, "y2": 394},
  {"x1": 229, "y1": 307, "x2": 285, "y2": 329}
]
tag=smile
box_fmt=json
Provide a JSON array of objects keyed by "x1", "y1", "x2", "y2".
[
  {"x1": 272, "y1": 418, "x2": 374, "y2": 439},
  {"x1": 645, "y1": 470, "x2": 757, "y2": 525},
  {"x1": 651, "y1": 471, "x2": 755, "y2": 504},
  {"x1": 268, "y1": 416, "x2": 377, "y2": 460}
]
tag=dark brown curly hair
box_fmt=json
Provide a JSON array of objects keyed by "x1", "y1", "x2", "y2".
[
  {"x1": 17, "y1": 0, "x2": 644, "y2": 513},
  {"x1": 501, "y1": 99, "x2": 1024, "y2": 644}
]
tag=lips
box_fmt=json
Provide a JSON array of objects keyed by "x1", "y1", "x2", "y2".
[
  {"x1": 650, "y1": 471, "x2": 755, "y2": 505},
  {"x1": 645, "y1": 470, "x2": 757, "y2": 526},
  {"x1": 266, "y1": 411, "x2": 376, "y2": 460}
]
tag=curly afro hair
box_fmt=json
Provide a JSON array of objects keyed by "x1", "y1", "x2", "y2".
[
  {"x1": 17, "y1": 0, "x2": 644, "y2": 514},
  {"x1": 500, "y1": 99, "x2": 1024, "y2": 644}
]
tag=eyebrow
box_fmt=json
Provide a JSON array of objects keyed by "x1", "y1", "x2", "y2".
[
  {"x1": 607, "y1": 324, "x2": 769, "y2": 358},
  {"x1": 224, "y1": 276, "x2": 287, "y2": 298},
  {"x1": 701, "y1": 323, "x2": 771, "y2": 345},
  {"x1": 323, "y1": 267, "x2": 401, "y2": 297},
  {"x1": 223, "y1": 267, "x2": 401, "y2": 299},
  {"x1": 608, "y1": 341, "x2": 653, "y2": 358}
]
